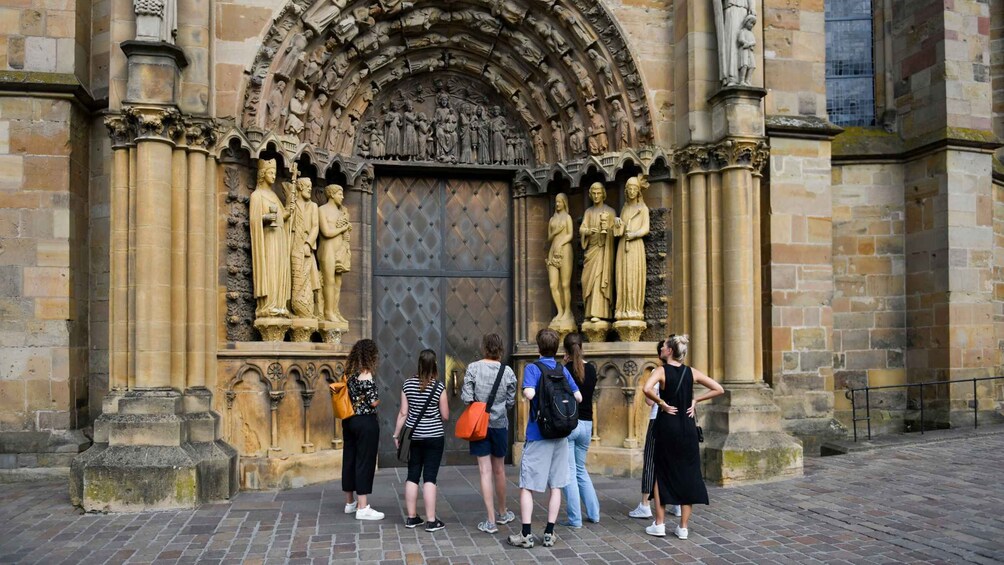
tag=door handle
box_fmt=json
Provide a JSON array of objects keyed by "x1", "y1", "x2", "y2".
[{"x1": 451, "y1": 370, "x2": 459, "y2": 396}]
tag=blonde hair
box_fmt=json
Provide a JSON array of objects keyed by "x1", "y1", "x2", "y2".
[{"x1": 667, "y1": 334, "x2": 689, "y2": 361}]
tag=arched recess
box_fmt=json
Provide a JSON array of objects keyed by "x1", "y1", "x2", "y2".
[{"x1": 236, "y1": 0, "x2": 664, "y2": 181}]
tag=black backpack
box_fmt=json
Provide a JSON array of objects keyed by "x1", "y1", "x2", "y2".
[{"x1": 532, "y1": 361, "x2": 579, "y2": 439}]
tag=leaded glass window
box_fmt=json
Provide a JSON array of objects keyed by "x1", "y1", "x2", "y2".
[{"x1": 825, "y1": 0, "x2": 876, "y2": 126}]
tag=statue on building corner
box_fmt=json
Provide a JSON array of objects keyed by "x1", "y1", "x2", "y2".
[{"x1": 713, "y1": 0, "x2": 756, "y2": 88}]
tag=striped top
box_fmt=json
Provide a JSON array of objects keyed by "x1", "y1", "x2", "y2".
[{"x1": 402, "y1": 377, "x2": 446, "y2": 439}]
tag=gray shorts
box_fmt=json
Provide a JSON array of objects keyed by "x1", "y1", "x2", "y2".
[{"x1": 518, "y1": 438, "x2": 570, "y2": 492}]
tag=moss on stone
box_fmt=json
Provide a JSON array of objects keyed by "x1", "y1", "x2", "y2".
[
  {"x1": 721, "y1": 446, "x2": 801, "y2": 480},
  {"x1": 832, "y1": 126, "x2": 903, "y2": 157}
]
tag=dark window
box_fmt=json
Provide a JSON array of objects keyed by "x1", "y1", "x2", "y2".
[{"x1": 825, "y1": 0, "x2": 875, "y2": 126}]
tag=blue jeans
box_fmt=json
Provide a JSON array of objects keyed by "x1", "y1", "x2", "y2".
[{"x1": 562, "y1": 420, "x2": 600, "y2": 525}]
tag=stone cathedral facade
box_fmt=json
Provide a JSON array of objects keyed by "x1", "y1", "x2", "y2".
[{"x1": 0, "y1": 0, "x2": 1001, "y2": 510}]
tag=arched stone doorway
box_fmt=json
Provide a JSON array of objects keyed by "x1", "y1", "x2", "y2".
[{"x1": 219, "y1": 0, "x2": 672, "y2": 471}]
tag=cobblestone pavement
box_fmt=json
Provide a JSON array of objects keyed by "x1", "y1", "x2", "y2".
[{"x1": 1, "y1": 433, "x2": 1002, "y2": 565}]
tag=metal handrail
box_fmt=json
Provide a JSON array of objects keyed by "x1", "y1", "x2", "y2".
[{"x1": 845, "y1": 376, "x2": 1004, "y2": 441}]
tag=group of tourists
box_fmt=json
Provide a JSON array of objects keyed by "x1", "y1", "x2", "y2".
[{"x1": 336, "y1": 328, "x2": 725, "y2": 547}]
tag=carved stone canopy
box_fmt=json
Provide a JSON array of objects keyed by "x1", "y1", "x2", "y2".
[{"x1": 239, "y1": 0, "x2": 657, "y2": 172}]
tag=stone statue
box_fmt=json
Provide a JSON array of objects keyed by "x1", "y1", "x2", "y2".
[
  {"x1": 587, "y1": 48, "x2": 614, "y2": 86},
  {"x1": 318, "y1": 184, "x2": 352, "y2": 326},
  {"x1": 543, "y1": 62, "x2": 573, "y2": 107},
  {"x1": 288, "y1": 177, "x2": 321, "y2": 323},
  {"x1": 305, "y1": 93, "x2": 327, "y2": 146},
  {"x1": 250, "y1": 159, "x2": 291, "y2": 323},
  {"x1": 532, "y1": 128, "x2": 547, "y2": 163},
  {"x1": 265, "y1": 80, "x2": 286, "y2": 131},
  {"x1": 434, "y1": 92, "x2": 458, "y2": 162},
  {"x1": 303, "y1": 0, "x2": 348, "y2": 33},
  {"x1": 613, "y1": 175, "x2": 650, "y2": 341},
  {"x1": 490, "y1": 106, "x2": 507, "y2": 164},
  {"x1": 553, "y1": 3, "x2": 594, "y2": 46},
  {"x1": 276, "y1": 30, "x2": 313, "y2": 79},
  {"x1": 302, "y1": 45, "x2": 327, "y2": 85},
  {"x1": 580, "y1": 182, "x2": 616, "y2": 328},
  {"x1": 134, "y1": 0, "x2": 176, "y2": 43},
  {"x1": 562, "y1": 53, "x2": 595, "y2": 99},
  {"x1": 401, "y1": 101, "x2": 419, "y2": 159},
  {"x1": 459, "y1": 104, "x2": 474, "y2": 163},
  {"x1": 610, "y1": 99, "x2": 630, "y2": 150},
  {"x1": 369, "y1": 120, "x2": 385, "y2": 158},
  {"x1": 566, "y1": 107, "x2": 586, "y2": 156},
  {"x1": 325, "y1": 107, "x2": 342, "y2": 152},
  {"x1": 550, "y1": 119, "x2": 565, "y2": 162},
  {"x1": 476, "y1": 106, "x2": 492, "y2": 164},
  {"x1": 416, "y1": 112, "x2": 432, "y2": 159},
  {"x1": 586, "y1": 103, "x2": 608, "y2": 154},
  {"x1": 285, "y1": 88, "x2": 308, "y2": 136},
  {"x1": 547, "y1": 193, "x2": 576, "y2": 334},
  {"x1": 737, "y1": 14, "x2": 757, "y2": 86},
  {"x1": 713, "y1": 0, "x2": 756, "y2": 87},
  {"x1": 384, "y1": 103, "x2": 402, "y2": 159}
]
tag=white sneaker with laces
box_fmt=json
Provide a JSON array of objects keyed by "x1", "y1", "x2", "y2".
[
  {"x1": 344, "y1": 501, "x2": 357, "y2": 514},
  {"x1": 645, "y1": 521, "x2": 666, "y2": 537},
  {"x1": 355, "y1": 505, "x2": 385, "y2": 521},
  {"x1": 674, "y1": 525, "x2": 689, "y2": 540},
  {"x1": 670, "y1": 504, "x2": 682, "y2": 517},
  {"x1": 628, "y1": 502, "x2": 653, "y2": 519}
]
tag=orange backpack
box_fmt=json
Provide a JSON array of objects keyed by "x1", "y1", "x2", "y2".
[{"x1": 329, "y1": 381, "x2": 355, "y2": 420}]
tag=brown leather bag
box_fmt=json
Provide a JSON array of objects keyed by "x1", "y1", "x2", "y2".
[{"x1": 329, "y1": 381, "x2": 355, "y2": 420}]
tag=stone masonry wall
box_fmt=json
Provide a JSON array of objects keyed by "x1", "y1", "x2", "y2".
[
  {"x1": 764, "y1": 137, "x2": 837, "y2": 452},
  {"x1": 831, "y1": 163, "x2": 907, "y2": 434},
  {"x1": 762, "y1": 0, "x2": 826, "y2": 120}
]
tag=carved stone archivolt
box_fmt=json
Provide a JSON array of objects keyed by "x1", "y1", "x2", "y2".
[{"x1": 239, "y1": 0, "x2": 657, "y2": 174}]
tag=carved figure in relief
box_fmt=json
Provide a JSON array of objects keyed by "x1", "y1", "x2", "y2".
[
  {"x1": 737, "y1": 14, "x2": 757, "y2": 86},
  {"x1": 490, "y1": 106, "x2": 507, "y2": 164},
  {"x1": 332, "y1": 15, "x2": 359, "y2": 43},
  {"x1": 714, "y1": 0, "x2": 756, "y2": 87},
  {"x1": 459, "y1": 104, "x2": 474, "y2": 163},
  {"x1": 408, "y1": 32, "x2": 448, "y2": 49},
  {"x1": 491, "y1": 0, "x2": 524, "y2": 26},
  {"x1": 401, "y1": 8, "x2": 442, "y2": 31},
  {"x1": 613, "y1": 176, "x2": 650, "y2": 322},
  {"x1": 610, "y1": 99, "x2": 630, "y2": 150},
  {"x1": 369, "y1": 119, "x2": 385, "y2": 157},
  {"x1": 434, "y1": 93, "x2": 458, "y2": 162},
  {"x1": 334, "y1": 68, "x2": 367, "y2": 108},
  {"x1": 542, "y1": 62, "x2": 573, "y2": 107},
  {"x1": 250, "y1": 159, "x2": 291, "y2": 318},
  {"x1": 476, "y1": 106, "x2": 491, "y2": 165},
  {"x1": 265, "y1": 80, "x2": 286, "y2": 131},
  {"x1": 306, "y1": 93, "x2": 327, "y2": 146},
  {"x1": 318, "y1": 184, "x2": 352, "y2": 323},
  {"x1": 289, "y1": 178, "x2": 321, "y2": 319},
  {"x1": 587, "y1": 48, "x2": 614, "y2": 86},
  {"x1": 325, "y1": 108, "x2": 342, "y2": 152},
  {"x1": 285, "y1": 88, "x2": 308, "y2": 136},
  {"x1": 532, "y1": 128, "x2": 547, "y2": 162},
  {"x1": 507, "y1": 30, "x2": 543, "y2": 64},
  {"x1": 534, "y1": 18, "x2": 568, "y2": 53},
  {"x1": 384, "y1": 103, "x2": 402, "y2": 159},
  {"x1": 553, "y1": 3, "x2": 594, "y2": 46},
  {"x1": 580, "y1": 182, "x2": 616, "y2": 322},
  {"x1": 566, "y1": 107, "x2": 586, "y2": 156},
  {"x1": 302, "y1": 45, "x2": 328, "y2": 84},
  {"x1": 401, "y1": 101, "x2": 418, "y2": 160},
  {"x1": 563, "y1": 53, "x2": 595, "y2": 99},
  {"x1": 276, "y1": 29, "x2": 313, "y2": 78},
  {"x1": 357, "y1": 119, "x2": 372, "y2": 156},
  {"x1": 550, "y1": 119, "x2": 566, "y2": 162},
  {"x1": 547, "y1": 192, "x2": 575, "y2": 329},
  {"x1": 511, "y1": 93, "x2": 534, "y2": 126},
  {"x1": 303, "y1": 0, "x2": 347, "y2": 33},
  {"x1": 416, "y1": 112, "x2": 432, "y2": 159},
  {"x1": 586, "y1": 103, "x2": 608, "y2": 154}
]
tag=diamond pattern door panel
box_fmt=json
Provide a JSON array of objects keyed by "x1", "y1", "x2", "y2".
[{"x1": 374, "y1": 176, "x2": 511, "y2": 466}]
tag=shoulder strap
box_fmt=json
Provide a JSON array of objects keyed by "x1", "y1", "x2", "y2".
[
  {"x1": 483, "y1": 363, "x2": 507, "y2": 409},
  {"x1": 670, "y1": 365, "x2": 688, "y2": 403}
]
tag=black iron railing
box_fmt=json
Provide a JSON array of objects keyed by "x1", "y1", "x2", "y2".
[{"x1": 845, "y1": 376, "x2": 1004, "y2": 441}]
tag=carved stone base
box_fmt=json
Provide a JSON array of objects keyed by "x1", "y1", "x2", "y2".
[
  {"x1": 614, "y1": 319, "x2": 647, "y2": 342},
  {"x1": 549, "y1": 317, "x2": 577, "y2": 343},
  {"x1": 581, "y1": 320, "x2": 610, "y2": 343},
  {"x1": 289, "y1": 318, "x2": 318, "y2": 342},
  {"x1": 319, "y1": 320, "x2": 349, "y2": 344},
  {"x1": 254, "y1": 317, "x2": 290, "y2": 342}
]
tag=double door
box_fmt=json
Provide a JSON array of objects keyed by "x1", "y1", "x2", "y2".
[{"x1": 373, "y1": 176, "x2": 512, "y2": 466}]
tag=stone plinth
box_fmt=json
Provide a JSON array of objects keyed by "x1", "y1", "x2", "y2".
[
  {"x1": 70, "y1": 389, "x2": 237, "y2": 512},
  {"x1": 710, "y1": 86, "x2": 767, "y2": 141},
  {"x1": 701, "y1": 383, "x2": 803, "y2": 486},
  {"x1": 121, "y1": 40, "x2": 188, "y2": 106}
]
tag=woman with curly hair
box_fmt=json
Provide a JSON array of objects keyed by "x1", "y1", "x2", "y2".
[{"x1": 342, "y1": 339, "x2": 384, "y2": 520}]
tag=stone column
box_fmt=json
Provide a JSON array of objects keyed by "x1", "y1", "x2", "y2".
[
  {"x1": 513, "y1": 181, "x2": 531, "y2": 344},
  {"x1": 687, "y1": 167, "x2": 709, "y2": 372},
  {"x1": 695, "y1": 87, "x2": 803, "y2": 486},
  {"x1": 170, "y1": 125, "x2": 189, "y2": 392},
  {"x1": 107, "y1": 117, "x2": 133, "y2": 392},
  {"x1": 708, "y1": 171, "x2": 724, "y2": 378},
  {"x1": 185, "y1": 123, "x2": 209, "y2": 390}
]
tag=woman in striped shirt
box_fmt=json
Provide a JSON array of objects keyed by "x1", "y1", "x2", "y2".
[{"x1": 393, "y1": 349, "x2": 450, "y2": 532}]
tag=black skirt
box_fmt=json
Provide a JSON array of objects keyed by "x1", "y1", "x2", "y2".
[{"x1": 651, "y1": 363, "x2": 709, "y2": 506}]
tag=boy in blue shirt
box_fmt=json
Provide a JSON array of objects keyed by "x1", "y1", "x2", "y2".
[{"x1": 507, "y1": 329, "x2": 582, "y2": 548}]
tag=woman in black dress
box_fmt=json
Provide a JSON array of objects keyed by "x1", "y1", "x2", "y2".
[{"x1": 642, "y1": 334, "x2": 724, "y2": 539}]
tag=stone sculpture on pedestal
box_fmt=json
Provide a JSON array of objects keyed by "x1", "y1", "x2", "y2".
[
  {"x1": 613, "y1": 175, "x2": 650, "y2": 341},
  {"x1": 713, "y1": 0, "x2": 757, "y2": 87},
  {"x1": 288, "y1": 177, "x2": 321, "y2": 341},
  {"x1": 250, "y1": 159, "x2": 291, "y2": 341},
  {"x1": 580, "y1": 182, "x2": 616, "y2": 342},
  {"x1": 547, "y1": 193, "x2": 576, "y2": 338},
  {"x1": 317, "y1": 184, "x2": 351, "y2": 343}
]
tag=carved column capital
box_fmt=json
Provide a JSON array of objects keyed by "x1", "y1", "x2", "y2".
[
  {"x1": 672, "y1": 145, "x2": 713, "y2": 175},
  {"x1": 711, "y1": 139, "x2": 765, "y2": 170},
  {"x1": 353, "y1": 165, "x2": 375, "y2": 194},
  {"x1": 104, "y1": 114, "x2": 136, "y2": 148},
  {"x1": 125, "y1": 106, "x2": 182, "y2": 142},
  {"x1": 184, "y1": 118, "x2": 218, "y2": 151},
  {"x1": 513, "y1": 180, "x2": 530, "y2": 199}
]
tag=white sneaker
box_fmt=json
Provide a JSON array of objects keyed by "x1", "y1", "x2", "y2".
[
  {"x1": 355, "y1": 505, "x2": 384, "y2": 520},
  {"x1": 628, "y1": 502, "x2": 653, "y2": 518},
  {"x1": 645, "y1": 521, "x2": 666, "y2": 537},
  {"x1": 344, "y1": 501, "x2": 357, "y2": 514},
  {"x1": 675, "y1": 525, "x2": 689, "y2": 540},
  {"x1": 670, "y1": 504, "x2": 682, "y2": 517}
]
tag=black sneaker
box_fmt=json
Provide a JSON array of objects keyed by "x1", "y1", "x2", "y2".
[
  {"x1": 425, "y1": 518, "x2": 446, "y2": 532},
  {"x1": 404, "y1": 516, "x2": 423, "y2": 529}
]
